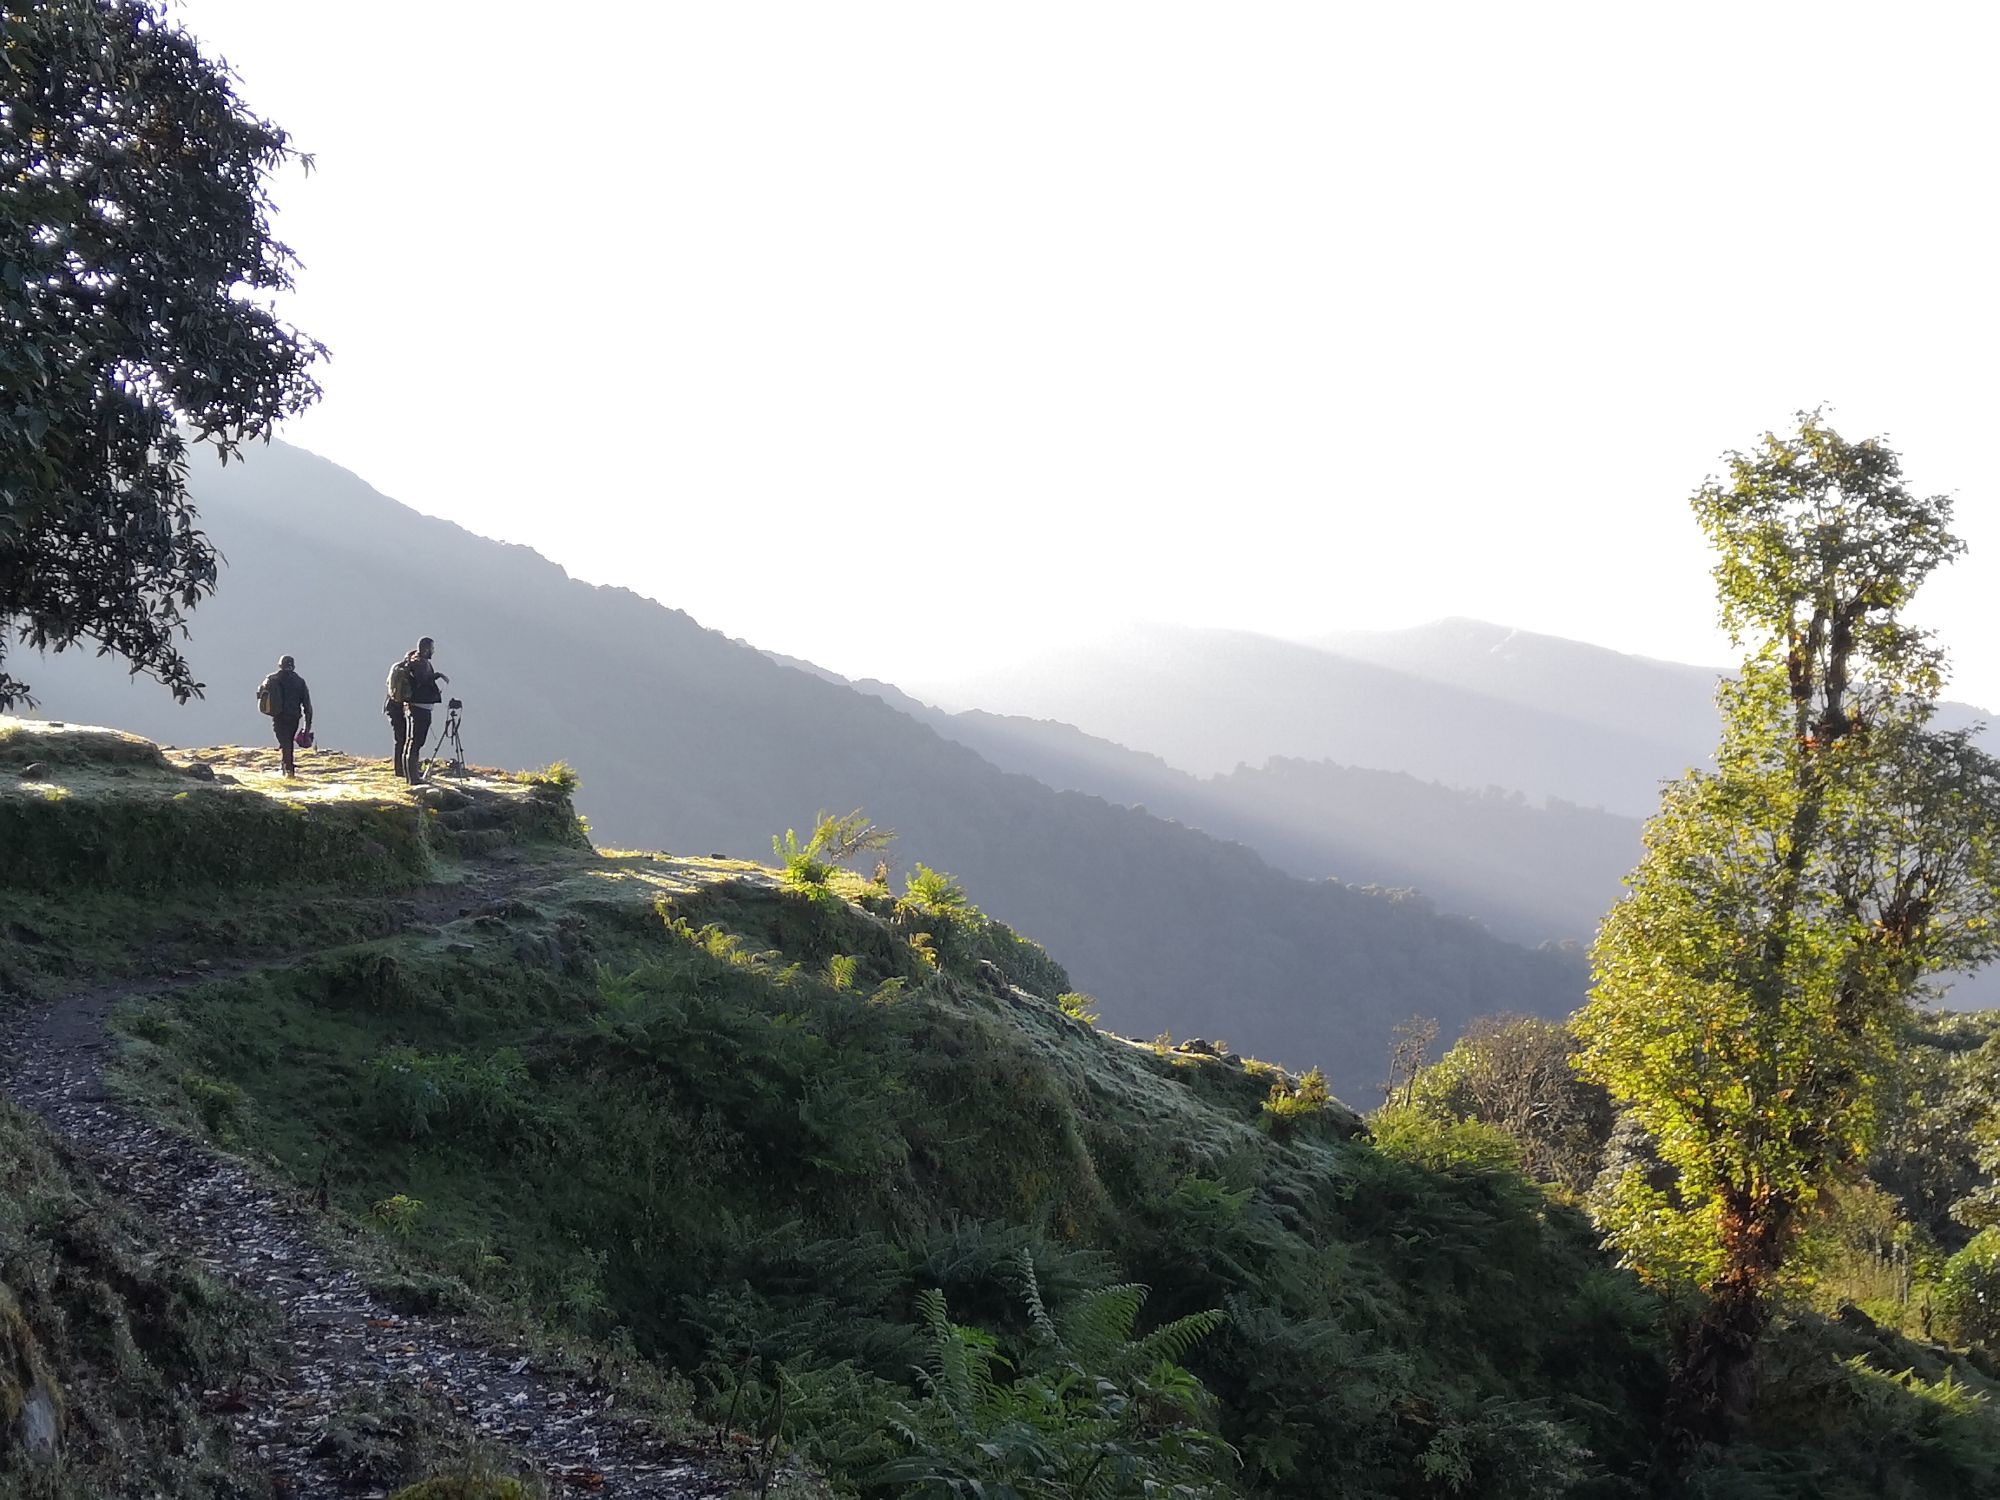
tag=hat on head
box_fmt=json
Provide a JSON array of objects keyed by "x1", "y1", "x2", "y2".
[{"x1": 279, "y1": 654, "x2": 295, "y2": 669}]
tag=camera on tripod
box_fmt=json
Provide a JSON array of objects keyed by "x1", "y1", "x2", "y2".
[{"x1": 426, "y1": 698, "x2": 468, "y2": 776}]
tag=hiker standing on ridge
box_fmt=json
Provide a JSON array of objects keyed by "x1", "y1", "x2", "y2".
[
  {"x1": 257, "y1": 655, "x2": 313, "y2": 777},
  {"x1": 385, "y1": 647, "x2": 418, "y2": 779},
  {"x1": 398, "y1": 640, "x2": 450, "y2": 788}
]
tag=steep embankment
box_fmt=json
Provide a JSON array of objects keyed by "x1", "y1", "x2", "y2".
[{"x1": 17, "y1": 442, "x2": 1582, "y2": 1100}]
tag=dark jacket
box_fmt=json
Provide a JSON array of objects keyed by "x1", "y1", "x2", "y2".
[
  {"x1": 262, "y1": 667, "x2": 312, "y2": 720},
  {"x1": 408, "y1": 657, "x2": 445, "y2": 706}
]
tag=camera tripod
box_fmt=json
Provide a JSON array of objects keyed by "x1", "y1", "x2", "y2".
[{"x1": 424, "y1": 701, "x2": 467, "y2": 777}]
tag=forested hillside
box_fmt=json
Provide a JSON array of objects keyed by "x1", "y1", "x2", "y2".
[{"x1": 832, "y1": 675, "x2": 1639, "y2": 945}]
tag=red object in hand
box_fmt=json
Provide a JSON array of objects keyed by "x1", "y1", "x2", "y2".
[{"x1": 294, "y1": 729, "x2": 315, "y2": 748}]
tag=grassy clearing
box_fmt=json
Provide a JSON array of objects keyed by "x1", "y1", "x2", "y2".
[{"x1": 0, "y1": 718, "x2": 586, "y2": 897}]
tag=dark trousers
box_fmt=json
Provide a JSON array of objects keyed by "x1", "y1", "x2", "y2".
[
  {"x1": 385, "y1": 699, "x2": 407, "y2": 777},
  {"x1": 405, "y1": 703, "x2": 434, "y2": 782},
  {"x1": 273, "y1": 713, "x2": 301, "y2": 775}
]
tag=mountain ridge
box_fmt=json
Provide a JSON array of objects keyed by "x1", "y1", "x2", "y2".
[{"x1": 17, "y1": 442, "x2": 1579, "y2": 1101}]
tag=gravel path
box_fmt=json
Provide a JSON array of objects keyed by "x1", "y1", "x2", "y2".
[{"x1": 0, "y1": 865, "x2": 736, "y2": 1499}]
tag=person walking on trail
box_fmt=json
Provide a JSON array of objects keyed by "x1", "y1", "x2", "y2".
[
  {"x1": 385, "y1": 636, "x2": 448, "y2": 785},
  {"x1": 256, "y1": 655, "x2": 313, "y2": 778}
]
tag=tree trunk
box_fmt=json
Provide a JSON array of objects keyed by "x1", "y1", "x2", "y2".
[{"x1": 1662, "y1": 1191, "x2": 1794, "y2": 1463}]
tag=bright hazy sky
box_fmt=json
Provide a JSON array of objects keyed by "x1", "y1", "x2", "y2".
[{"x1": 178, "y1": 1, "x2": 2000, "y2": 709}]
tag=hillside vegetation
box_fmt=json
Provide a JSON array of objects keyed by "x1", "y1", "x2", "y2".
[{"x1": 6, "y1": 724, "x2": 2000, "y2": 1497}]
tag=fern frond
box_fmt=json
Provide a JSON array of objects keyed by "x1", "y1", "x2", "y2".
[
  {"x1": 1133, "y1": 1307, "x2": 1227, "y2": 1368},
  {"x1": 1061, "y1": 1283, "x2": 1146, "y2": 1365},
  {"x1": 1013, "y1": 1247, "x2": 1058, "y2": 1346}
]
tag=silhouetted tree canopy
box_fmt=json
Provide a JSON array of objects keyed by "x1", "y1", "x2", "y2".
[{"x1": 0, "y1": 0, "x2": 324, "y2": 708}]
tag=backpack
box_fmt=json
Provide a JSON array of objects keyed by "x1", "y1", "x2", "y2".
[
  {"x1": 256, "y1": 675, "x2": 276, "y2": 717},
  {"x1": 386, "y1": 657, "x2": 415, "y2": 704}
]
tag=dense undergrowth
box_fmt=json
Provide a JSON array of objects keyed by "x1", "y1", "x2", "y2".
[{"x1": 10, "y1": 724, "x2": 2000, "y2": 1496}]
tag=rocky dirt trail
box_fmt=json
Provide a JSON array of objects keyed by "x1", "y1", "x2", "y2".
[{"x1": 0, "y1": 855, "x2": 736, "y2": 1499}]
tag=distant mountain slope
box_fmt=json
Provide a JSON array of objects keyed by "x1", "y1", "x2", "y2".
[
  {"x1": 813, "y1": 670, "x2": 1640, "y2": 944},
  {"x1": 872, "y1": 640, "x2": 2000, "y2": 1005},
  {"x1": 907, "y1": 623, "x2": 1697, "y2": 816},
  {"x1": 914, "y1": 621, "x2": 1993, "y2": 820},
  {"x1": 16, "y1": 442, "x2": 1580, "y2": 1100},
  {"x1": 849, "y1": 678, "x2": 1199, "y2": 808},
  {"x1": 1311, "y1": 618, "x2": 1722, "y2": 750}
]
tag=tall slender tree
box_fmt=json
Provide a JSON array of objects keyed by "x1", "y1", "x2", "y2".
[
  {"x1": 1577, "y1": 412, "x2": 2000, "y2": 1450},
  {"x1": 1, "y1": 0, "x2": 325, "y2": 708}
]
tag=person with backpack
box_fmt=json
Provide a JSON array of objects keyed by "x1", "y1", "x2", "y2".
[
  {"x1": 385, "y1": 637, "x2": 449, "y2": 784},
  {"x1": 256, "y1": 655, "x2": 313, "y2": 777},
  {"x1": 384, "y1": 648, "x2": 418, "y2": 779}
]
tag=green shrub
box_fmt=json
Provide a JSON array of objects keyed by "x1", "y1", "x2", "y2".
[
  {"x1": 1263, "y1": 1066, "x2": 1330, "y2": 1119},
  {"x1": 903, "y1": 864, "x2": 968, "y2": 912},
  {"x1": 1405, "y1": 1014, "x2": 1611, "y2": 1193},
  {"x1": 1057, "y1": 991, "x2": 1100, "y2": 1026},
  {"x1": 520, "y1": 760, "x2": 580, "y2": 793},
  {"x1": 873, "y1": 1251, "x2": 1233, "y2": 1497},
  {"x1": 1262, "y1": 1067, "x2": 1337, "y2": 1140},
  {"x1": 808, "y1": 808, "x2": 895, "y2": 866},
  {"x1": 363, "y1": 1047, "x2": 547, "y2": 1148},
  {"x1": 372, "y1": 1194, "x2": 427, "y2": 1239},
  {"x1": 772, "y1": 826, "x2": 835, "y2": 892},
  {"x1": 772, "y1": 811, "x2": 893, "y2": 902},
  {"x1": 1690, "y1": 1320, "x2": 2000, "y2": 1499},
  {"x1": 1369, "y1": 1103, "x2": 1524, "y2": 1175},
  {"x1": 1415, "y1": 1396, "x2": 1590, "y2": 1498},
  {"x1": 180, "y1": 1073, "x2": 246, "y2": 1140},
  {"x1": 1939, "y1": 1228, "x2": 2000, "y2": 1348}
]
